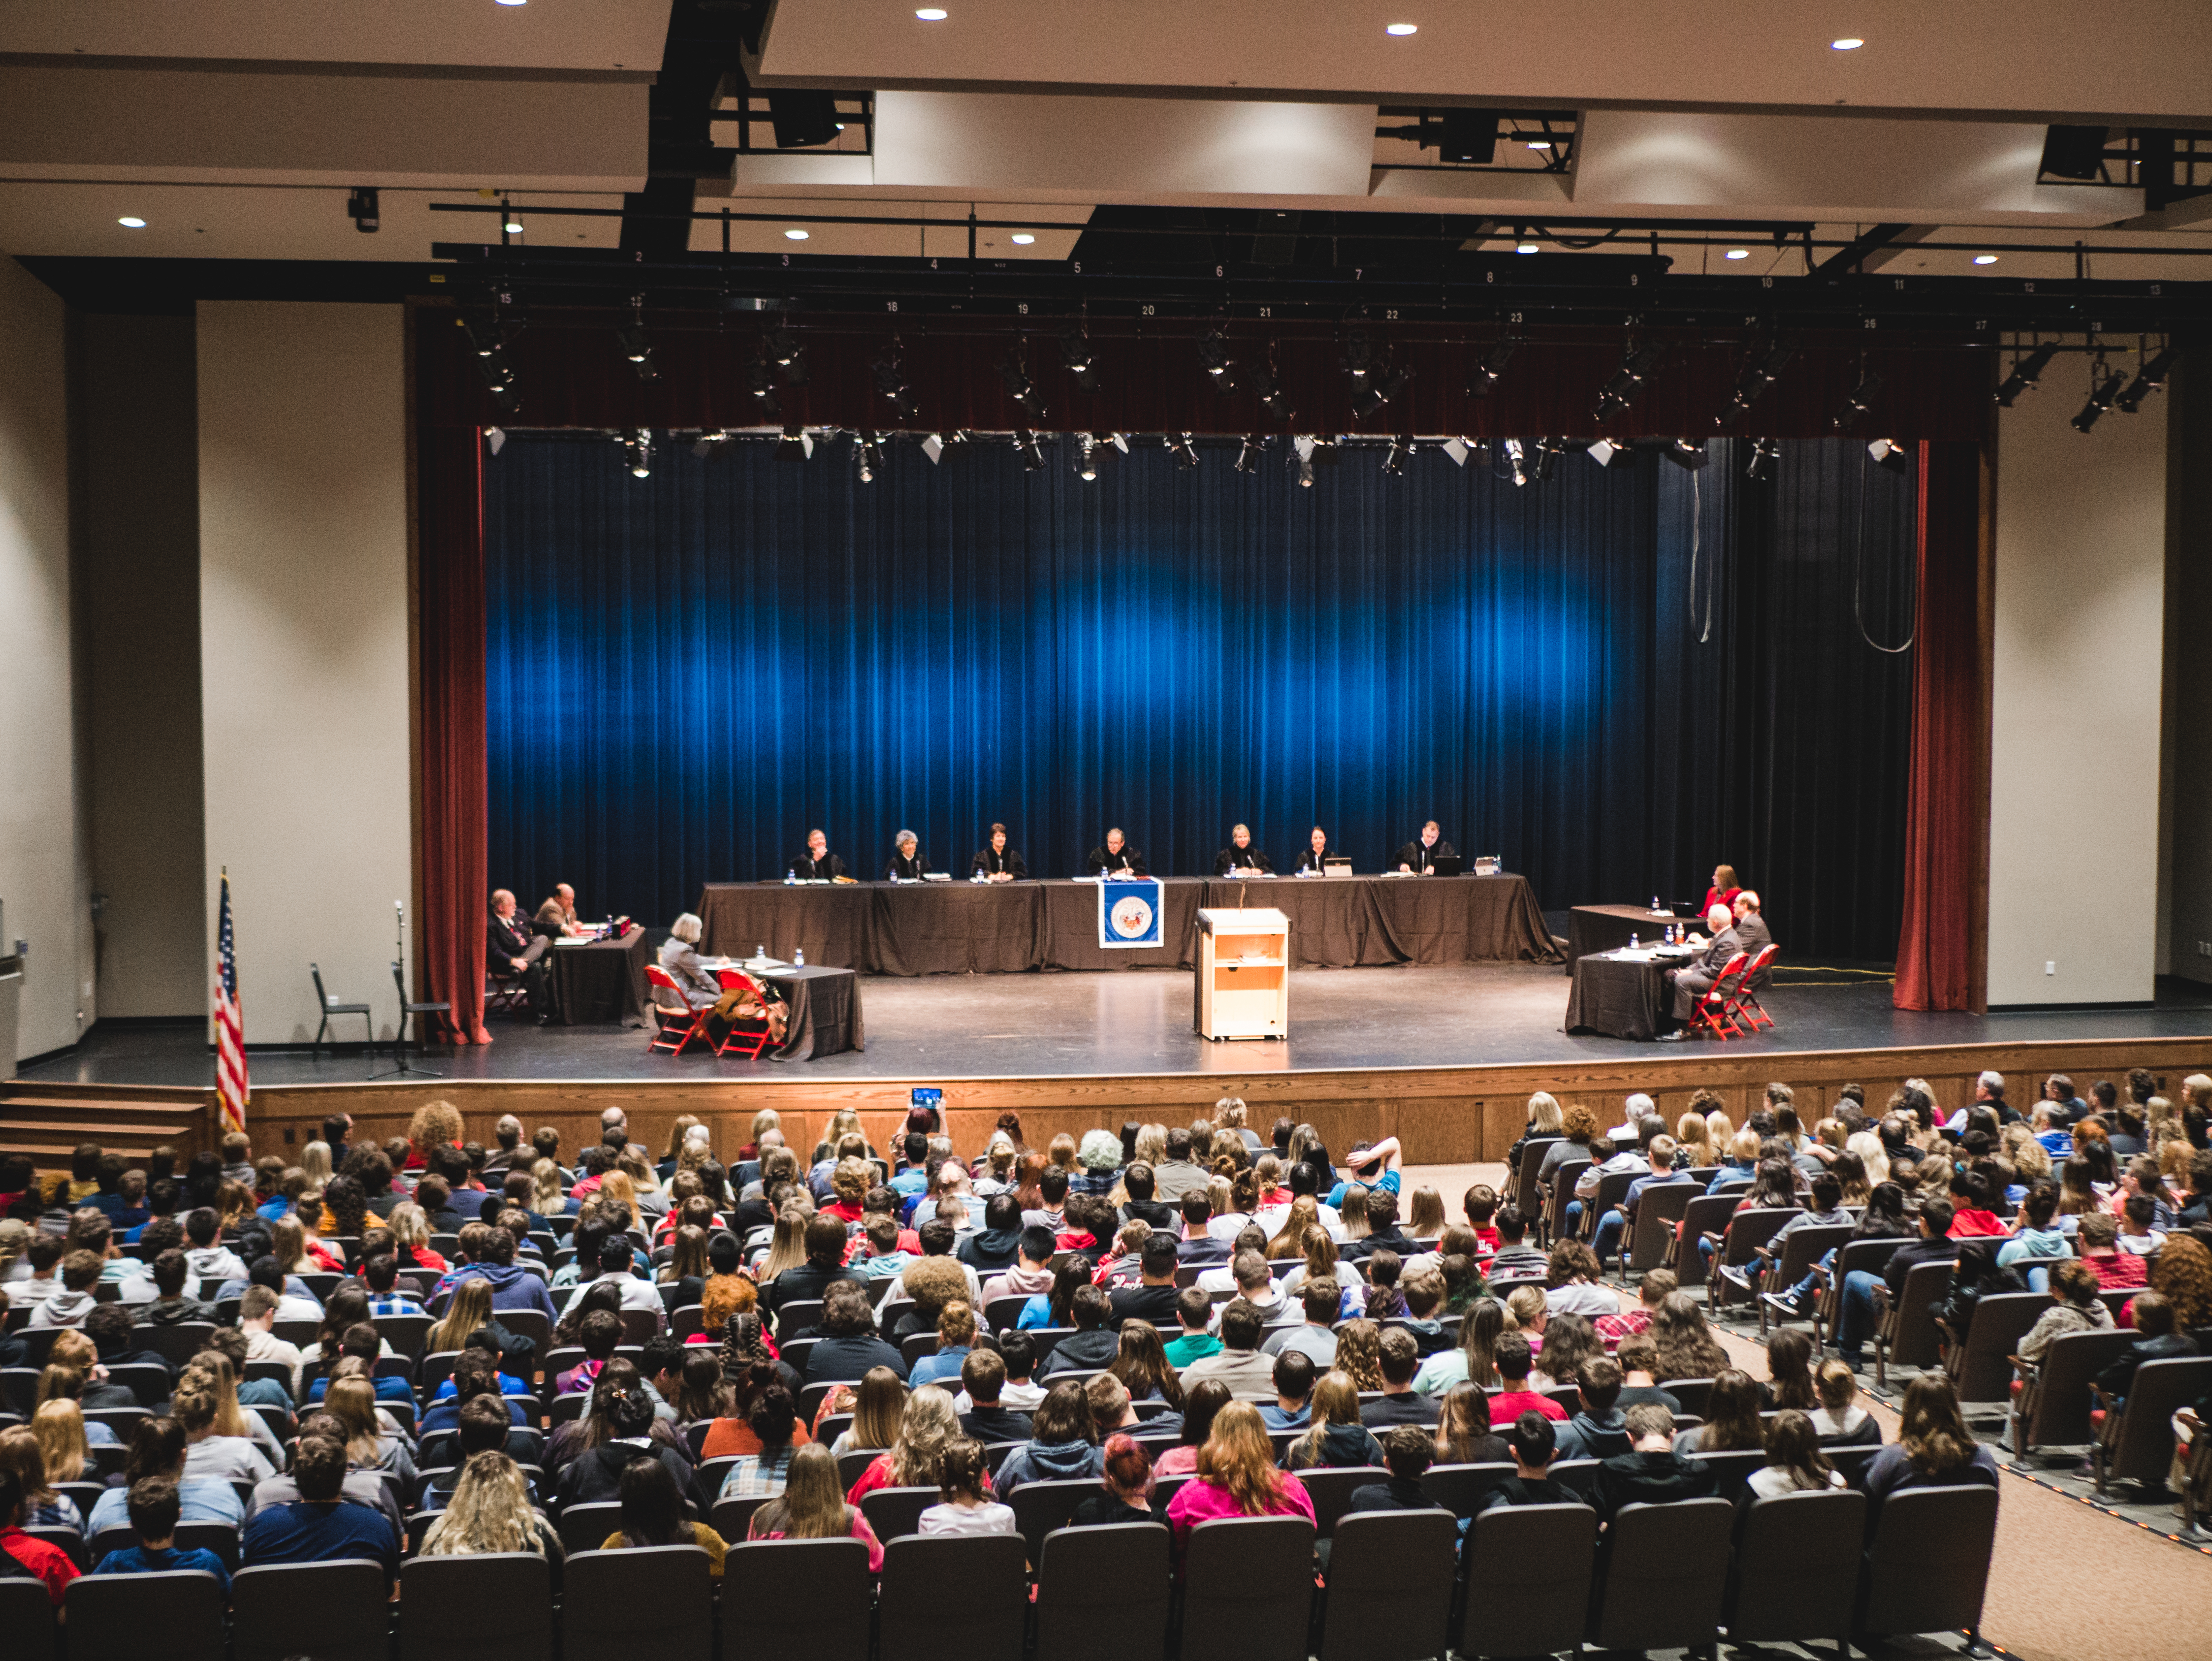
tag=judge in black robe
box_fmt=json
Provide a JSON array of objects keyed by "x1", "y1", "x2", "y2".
[
  {"x1": 1213, "y1": 824, "x2": 1273, "y2": 875},
  {"x1": 970, "y1": 823, "x2": 1026, "y2": 881},
  {"x1": 1294, "y1": 827, "x2": 1336, "y2": 874},
  {"x1": 1084, "y1": 829, "x2": 1147, "y2": 875},
  {"x1": 886, "y1": 830, "x2": 928, "y2": 881},
  {"x1": 1394, "y1": 822, "x2": 1457, "y2": 874},
  {"x1": 791, "y1": 829, "x2": 847, "y2": 881}
]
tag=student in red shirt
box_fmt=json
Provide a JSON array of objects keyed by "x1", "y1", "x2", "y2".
[
  {"x1": 1486, "y1": 1334, "x2": 1569, "y2": 1427},
  {"x1": 1947, "y1": 1171, "x2": 2007, "y2": 1239},
  {"x1": 0, "y1": 1466, "x2": 80, "y2": 1607},
  {"x1": 1461, "y1": 1183, "x2": 1503, "y2": 1257}
]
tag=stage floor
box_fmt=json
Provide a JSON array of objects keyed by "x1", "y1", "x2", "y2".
[{"x1": 22, "y1": 964, "x2": 2212, "y2": 1088}]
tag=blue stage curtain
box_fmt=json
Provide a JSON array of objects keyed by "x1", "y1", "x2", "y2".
[{"x1": 484, "y1": 433, "x2": 1917, "y2": 961}]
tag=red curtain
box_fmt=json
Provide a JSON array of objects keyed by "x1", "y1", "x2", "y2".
[
  {"x1": 419, "y1": 423, "x2": 490, "y2": 1042},
  {"x1": 1893, "y1": 440, "x2": 1985, "y2": 1011}
]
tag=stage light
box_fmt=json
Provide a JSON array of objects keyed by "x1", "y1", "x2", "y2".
[
  {"x1": 1526, "y1": 140, "x2": 1552, "y2": 150},
  {"x1": 1594, "y1": 339, "x2": 1667, "y2": 421},
  {"x1": 998, "y1": 351, "x2": 1042, "y2": 416},
  {"x1": 746, "y1": 363, "x2": 781, "y2": 419},
  {"x1": 1235, "y1": 435, "x2": 1264, "y2": 473},
  {"x1": 2115, "y1": 344, "x2": 2180, "y2": 413},
  {"x1": 690, "y1": 430, "x2": 732, "y2": 459},
  {"x1": 1058, "y1": 325, "x2": 1098, "y2": 392},
  {"x1": 462, "y1": 316, "x2": 520, "y2": 412},
  {"x1": 1717, "y1": 342, "x2": 1793, "y2": 426},
  {"x1": 1380, "y1": 439, "x2": 1408, "y2": 477},
  {"x1": 1831, "y1": 37, "x2": 1863, "y2": 50},
  {"x1": 872, "y1": 352, "x2": 918, "y2": 421},
  {"x1": 1011, "y1": 232, "x2": 1035, "y2": 245},
  {"x1": 921, "y1": 432, "x2": 944, "y2": 463},
  {"x1": 1724, "y1": 249, "x2": 1748, "y2": 260},
  {"x1": 856, "y1": 432, "x2": 883, "y2": 482},
  {"x1": 1868, "y1": 437, "x2": 1910, "y2": 473},
  {"x1": 1830, "y1": 367, "x2": 1884, "y2": 432},
  {"x1": 1342, "y1": 330, "x2": 1375, "y2": 383},
  {"x1": 622, "y1": 429, "x2": 653, "y2": 479},
  {"x1": 1018, "y1": 430, "x2": 1049, "y2": 471},
  {"x1": 778, "y1": 425, "x2": 814, "y2": 461},
  {"x1": 1248, "y1": 355, "x2": 1294, "y2": 422},
  {"x1": 1529, "y1": 437, "x2": 1566, "y2": 482},
  {"x1": 484, "y1": 426, "x2": 506, "y2": 456},
  {"x1": 785, "y1": 228, "x2": 809, "y2": 241},
  {"x1": 1505, "y1": 438, "x2": 1528, "y2": 487},
  {"x1": 1973, "y1": 254, "x2": 1999, "y2": 265},
  {"x1": 916, "y1": 6, "x2": 947, "y2": 17},
  {"x1": 616, "y1": 308, "x2": 660, "y2": 384},
  {"x1": 1077, "y1": 433, "x2": 1099, "y2": 480},
  {"x1": 1386, "y1": 22, "x2": 1418, "y2": 35},
  {"x1": 1441, "y1": 436, "x2": 1473, "y2": 467},
  {"x1": 1352, "y1": 360, "x2": 1413, "y2": 420},
  {"x1": 2073, "y1": 366, "x2": 2125, "y2": 433},
  {"x1": 1516, "y1": 242, "x2": 1539, "y2": 255},
  {"x1": 1586, "y1": 438, "x2": 1625, "y2": 467},
  {"x1": 1746, "y1": 438, "x2": 1780, "y2": 481},
  {"x1": 765, "y1": 323, "x2": 808, "y2": 386},
  {"x1": 1167, "y1": 432, "x2": 1201, "y2": 468},
  {"x1": 1198, "y1": 328, "x2": 1235, "y2": 390},
  {"x1": 1993, "y1": 342, "x2": 2059, "y2": 407},
  {"x1": 1293, "y1": 434, "x2": 1321, "y2": 487},
  {"x1": 1663, "y1": 439, "x2": 1710, "y2": 471},
  {"x1": 1469, "y1": 333, "x2": 1519, "y2": 397},
  {"x1": 2039, "y1": 125, "x2": 2108, "y2": 181},
  {"x1": 1297, "y1": 455, "x2": 1315, "y2": 487},
  {"x1": 922, "y1": 430, "x2": 970, "y2": 465},
  {"x1": 347, "y1": 188, "x2": 380, "y2": 233},
  {"x1": 118, "y1": 216, "x2": 146, "y2": 229}
]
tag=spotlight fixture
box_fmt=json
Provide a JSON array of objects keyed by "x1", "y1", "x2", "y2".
[
  {"x1": 1586, "y1": 438, "x2": 1626, "y2": 467},
  {"x1": 1293, "y1": 433, "x2": 1321, "y2": 487},
  {"x1": 1297, "y1": 454, "x2": 1315, "y2": 487},
  {"x1": 921, "y1": 430, "x2": 970, "y2": 465},
  {"x1": 998, "y1": 349, "x2": 1043, "y2": 416},
  {"x1": 747, "y1": 361, "x2": 781, "y2": 419},
  {"x1": 1198, "y1": 328, "x2": 1235, "y2": 391},
  {"x1": 922, "y1": 432, "x2": 945, "y2": 463},
  {"x1": 1017, "y1": 429, "x2": 1048, "y2": 471},
  {"x1": 1529, "y1": 438, "x2": 1564, "y2": 483},
  {"x1": 1441, "y1": 436, "x2": 1480, "y2": 467},
  {"x1": 1716, "y1": 342, "x2": 1794, "y2": 425},
  {"x1": 617, "y1": 300, "x2": 659, "y2": 383},
  {"x1": 690, "y1": 430, "x2": 732, "y2": 459},
  {"x1": 460, "y1": 315, "x2": 520, "y2": 413},
  {"x1": 1993, "y1": 342, "x2": 2060, "y2": 408},
  {"x1": 856, "y1": 432, "x2": 883, "y2": 482},
  {"x1": 2072, "y1": 361, "x2": 2125, "y2": 433},
  {"x1": 1830, "y1": 367, "x2": 1885, "y2": 432},
  {"x1": 1077, "y1": 433, "x2": 1099, "y2": 480},
  {"x1": 872, "y1": 352, "x2": 918, "y2": 421},
  {"x1": 1167, "y1": 432, "x2": 1201, "y2": 468},
  {"x1": 484, "y1": 426, "x2": 507, "y2": 456},
  {"x1": 1867, "y1": 437, "x2": 1911, "y2": 473},
  {"x1": 1235, "y1": 435, "x2": 1264, "y2": 473},
  {"x1": 621, "y1": 429, "x2": 653, "y2": 479},
  {"x1": 764, "y1": 323, "x2": 808, "y2": 386},
  {"x1": 1746, "y1": 438, "x2": 1780, "y2": 481},
  {"x1": 1469, "y1": 333, "x2": 1520, "y2": 397},
  {"x1": 1352, "y1": 359, "x2": 1412, "y2": 420},
  {"x1": 346, "y1": 187, "x2": 380, "y2": 233},
  {"x1": 1662, "y1": 439, "x2": 1710, "y2": 471},
  {"x1": 777, "y1": 425, "x2": 814, "y2": 461},
  {"x1": 1380, "y1": 438, "x2": 1408, "y2": 477},
  {"x1": 1505, "y1": 437, "x2": 1529, "y2": 487},
  {"x1": 1247, "y1": 349, "x2": 1293, "y2": 421},
  {"x1": 1058, "y1": 325, "x2": 1099, "y2": 392},
  {"x1": 1594, "y1": 339, "x2": 1667, "y2": 421},
  {"x1": 2115, "y1": 344, "x2": 2181, "y2": 414}
]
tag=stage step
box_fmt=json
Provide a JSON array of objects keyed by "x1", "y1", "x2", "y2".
[{"x1": 0, "y1": 1080, "x2": 216, "y2": 1174}]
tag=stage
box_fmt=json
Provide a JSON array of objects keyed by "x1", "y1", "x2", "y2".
[{"x1": 16, "y1": 962, "x2": 2212, "y2": 1171}]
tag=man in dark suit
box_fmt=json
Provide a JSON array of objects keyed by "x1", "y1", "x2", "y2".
[
  {"x1": 1660, "y1": 901, "x2": 1739, "y2": 1036},
  {"x1": 1728, "y1": 890, "x2": 1774, "y2": 977},
  {"x1": 1084, "y1": 828, "x2": 1146, "y2": 875},
  {"x1": 1394, "y1": 821, "x2": 1456, "y2": 874},
  {"x1": 489, "y1": 889, "x2": 553, "y2": 1022}
]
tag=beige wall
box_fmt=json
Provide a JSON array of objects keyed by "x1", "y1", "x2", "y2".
[
  {"x1": 78, "y1": 312, "x2": 206, "y2": 1017},
  {"x1": 1988, "y1": 381, "x2": 2168, "y2": 1006},
  {"x1": 0, "y1": 256, "x2": 94, "y2": 1060},
  {"x1": 196, "y1": 301, "x2": 413, "y2": 1045}
]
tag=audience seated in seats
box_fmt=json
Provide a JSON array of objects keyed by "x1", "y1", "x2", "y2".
[
  {"x1": 605, "y1": 1450, "x2": 727, "y2": 1574},
  {"x1": 1675, "y1": 1368, "x2": 1765, "y2": 1456},
  {"x1": 426, "y1": 1396, "x2": 536, "y2": 1508},
  {"x1": 1552, "y1": 1356, "x2": 1633, "y2": 1460},
  {"x1": 243, "y1": 1434, "x2": 403, "y2": 1587},
  {"x1": 1611, "y1": 1335, "x2": 1682, "y2": 1416},
  {"x1": 174, "y1": 1364, "x2": 276, "y2": 1485},
  {"x1": 1105, "y1": 1321, "x2": 1185, "y2": 1425},
  {"x1": 807, "y1": 1279, "x2": 908, "y2": 1384},
  {"x1": 2121, "y1": 1234, "x2": 2212, "y2": 1330},
  {"x1": 1346, "y1": 1425, "x2": 1439, "y2": 1515},
  {"x1": 1861, "y1": 1374, "x2": 2000, "y2": 1513},
  {"x1": 324, "y1": 1369, "x2": 420, "y2": 1490},
  {"x1": 715, "y1": 1386, "x2": 803, "y2": 1500},
  {"x1": 1363, "y1": 1327, "x2": 1443, "y2": 1428},
  {"x1": 90, "y1": 1415, "x2": 246, "y2": 1535},
  {"x1": 907, "y1": 1298, "x2": 979, "y2": 1388},
  {"x1": 2018, "y1": 1259, "x2": 2116, "y2": 1364},
  {"x1": 1479, "y1": 1411, "x2": 1579, "y2": 1512},
  {"x1": 422, "y1": 1349, "x2": 530, "y2": 1436},
  {"x1": 557, "y1": 1368, "x2": 696, "y2": 1509},
  {"x1": 1164, "y1": 1400, "x2": 1316, "y2": 1555},
  {"x1": 763, "y1": 1215, "x2": 866, "y2": 1325},
  {"x1": 1258, "y1": 1353, "x2": 1314, "y2": 1435},
  {"x1": 1763, "y1": 1328, "x2": 1819, "y2": 1410},
  {"x1": 1487, "y1": 1334, "x2": 1568, "y2": 1428},
  {"x1": 1414, "y1": 1296, "x2": 1501, "y2": 1398},
  {"x1": 957, "y1": 1348, "x2": 1033, "y2": 1444},
  {"x1": 987, "y1": 1378, "x2": 1099, "y2": 1495},
  {"x1": 919, "y1": 1436, "x2": 1017, "y2": 1536},
  {"x1": 748, "y1": 1442, "x2": 884, "y2": 1569},
  {"x1": 90, "y1": 1475, "x2": 232, "y2": 1593},
  {"x1": 1429, "y1": 1380, "x2": 1506, "y2": 1468},
  {"x1": 1810, "y1": 1358, "x2": 1884, "y2": 1445},
  {"x1": 1070, "y1": 1432, "x2": 1162, "y2": 1527},
  {"x1": 825, "y1": 1367, "x2": 905, "y2": 1457},
  {"x1": 1595, "y1": 1402, "x2": 1717, "y2": 1521},
  {"x1": 0, "y1": 1465, "x2": 78, "y2": 1607},
  {"x1": 1748, "y1": 1409, "x2": 1848, "y2": 1501},
  {"x1": 1649, "y1": 1292, "x2": 1732, "y2": 1381},
  {"x1": 1596, "y1": 1269, "x2": 1675, "y2": 1348},
  {"x1": 557, "y1": 1305, "x2": 624, "y2": 1396},
  {"x1": 1283, "y1": 1371, "x2": 1384, "y2": 1470},
  {"x1": 2096, "y1": 1291, "x2": 2199, "y2": 1400},
  {"x1": 1176, "y1": 1297, "x2": 1276, "y2": 1399},
  {"x1": 1037, "y1": 1282, "x2": 1121, "y2": 1378},
  {"x1": 2075, "y1": 1210, "x2": 2149, "y2": 1292},
  {"x1": 0, "y1": 1425, "x2": 81, "y2": 1532}
]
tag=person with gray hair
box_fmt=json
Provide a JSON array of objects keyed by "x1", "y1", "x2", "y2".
[
  {"x1": 655, "y1": 913, "x2": 720, "y2": 1011},
  {"x1": 886, "y1": 830, "x2": 928, "y2": 882},
  {"x1": 488, "y1": 888, "x2": 554, "y2": 1022},
  {"x1": 1945, "y1": 1070, "x2": 2011, "y2": 1132}
]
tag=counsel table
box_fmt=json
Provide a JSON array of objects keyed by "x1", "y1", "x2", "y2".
[
  {"x1": 696, "y1": 875, "x2": 1562, "y2": 975},
  {"x1": 701, "y1": 958, "x2": 866, "y2": 1060},
  {"x1": 548, "y1": 926, "x2": 651, "y2": 1025},
  {"x1": 1564, "y1": 946, "x2": 1691, "y2": 1041},
  {"x1": 1565, "y1": 903, "x2": 1686, "y2": 969}
]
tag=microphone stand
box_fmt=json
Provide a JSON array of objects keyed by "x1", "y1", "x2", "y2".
[{"x1": 371, "y1": 900, "x2": 441, "y2": 1080}]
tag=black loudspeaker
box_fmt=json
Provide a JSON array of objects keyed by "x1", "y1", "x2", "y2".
[
  {"x1": 1439, "y1": 110, "x2": 1499, "y2": 165},
  {"x1": 2039, "y1": 125, "x2": 2108, "y2": 180},
  {"x1": 769, "y1": 91, "x2": 841, "y2": 149}
]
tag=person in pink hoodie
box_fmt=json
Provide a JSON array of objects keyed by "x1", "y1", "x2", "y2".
[{"x1": 1162, "y1": 1400, "x2": 1315, "y2": 1570}]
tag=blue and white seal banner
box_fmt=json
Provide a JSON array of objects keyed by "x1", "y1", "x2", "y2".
[{"x1": 1098, "y1": 877, "x2": 1164, "y2": 948}]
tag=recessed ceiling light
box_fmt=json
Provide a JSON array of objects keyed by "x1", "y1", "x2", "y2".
[
  {"x1": 1515, "y1": 242, "x2": 1539, "y2": 254},
  {"x1": 495, "y1": 0, "x2": 526, "y2": 6},
  {"x1": 785, "y1": 228, "x2": 809, "y2": 240},
  {"x1": 1011, "y1": 232, "x2": 1035, "y2": 245},
  {"x1": 117, "y1": 216, "x2": 146, "y2": 228},
  {"x1": 1724, "y1": 248, "x2": 1749, "y2": 260},
  {"x1": 1526, "y1": 140, "x2": 1552, "y2": 150},
  {"x1": 1973, "y1": 254, "x2": 1999, "y2": 265},
  {"x1": 1830, "y1": 37, "x2": 1863, "y2": 49},
  {"x1": 915, "y1": 6, "x2": 947, "y2": 16},
  {"x1": 1385, "y1": 22, "x2": 1418, "y2": 35},
  {"x1": 504, "y1": 219, "x2": 523, "y2": 233}
]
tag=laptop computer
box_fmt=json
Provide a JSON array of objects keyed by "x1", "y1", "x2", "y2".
[
  {"x1": 1322, "y1": 856, "x2": 1353, "y2": 876},
  {"x1": 1430, "y1": 854, "x2": 1464, "y2": 877}
]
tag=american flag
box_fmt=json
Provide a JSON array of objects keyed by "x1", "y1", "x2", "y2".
[{"x1": 214, "y1": 870, "x2": 249, "y2": 1135}]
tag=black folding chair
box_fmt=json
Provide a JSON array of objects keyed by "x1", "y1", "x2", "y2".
[
  {"x1": 1034, "y1": 1523, "x2": 1171, "y2": 1661},
  {"x1": 311, "y1": 962, "x2": 376, "y2": 1058},
  {"x1": 563, "y1": 1544, "x2": 713, "y2": 1661},
  {"x1": 1314, "y1": 1508, "x2": 1457, "y2": 1661},
  {"x1": 880, "y1": 1533, "x2": 1029, "y2": 1661},
  {"x1": 233, "y1": 1560, "x2": 391, "y2": 1661}
]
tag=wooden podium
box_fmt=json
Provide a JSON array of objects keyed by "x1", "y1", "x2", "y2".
[{"x1": 1194, "y1": 906, "x2": 1289, "y2": 1040}]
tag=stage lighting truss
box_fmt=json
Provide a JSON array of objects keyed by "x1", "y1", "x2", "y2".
[
  {"x1": 620, "y1": 428, "x2": 653, "y2": 478},
  {"x1": 2115, "y1": 339, "x2": 2180, "y2": 414},
  {"x1": 1993, "y1": 340, "x2": 2060, "y2": 407},
  {"x1": 764, "y1": 323, "x2": 809, "y2": 387},
  {"x1": 1017, "y1": 429, "x2": 1049, "y2": 470},
  {"x1": 1745, "y1": 437, "x2": 1780, "y2": 481},
  {"x1": 1248, "y1": 347, "x2": 1294, "y2": 421},
  {"x1": 999, "y1": 348, "x2": 1044, "y2": 418},
  {"x1": 690, "y1": 430, "x2": 734, "y2": 459},
  {"x1": 1593, "y1": 338, "x2": 1666, "y2": 422},
  {"x1": 1830, "y1": 363, "x2": 1885, "y2": 431},
  {"x1": 1059, "y1": 325, "x2": 1099, "y2": 393},
  {"x1": 1234, "y1": 434, "x2": 1265, "y2": 473},
  {"x1": 1166, "y1": 432, "x2": 1201, "y2": 468},
  {"x1": 1716, "y1": 341, "x2": 1794, "y2": 427},
  {"x1": 1198, "y1": 328, "x2": 1236, "y2": 392},
  {"x1": 777, "y1": 425, "x2": 814, "y2": 461},
  {"x1": 461, "y1": 314, "x2": 520, "y2": 413},
  {"x1": 617, "y1": 299, "x2": 659, "y2": 384},
  {"x1": 1469, "y1": 331, "x2": 1520, "y2": 398},
  {"x1": 855, "y1": 431, "x2": 884, "y2": 482},
  {"x1": 2072, "y1": 353, "x2": 2125, "y2": 432},
  {"x1": 872, "y1": 350, "x2": 918, "y2": 421}
]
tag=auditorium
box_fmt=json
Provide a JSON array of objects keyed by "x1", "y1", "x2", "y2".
[{"x1": 2, "y1": 4, "x2": 2211, "y2": 1657}]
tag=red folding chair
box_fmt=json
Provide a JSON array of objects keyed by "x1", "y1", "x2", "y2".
[
  {"x1": 710, "y1": 968, "x2": 776, "y2": 1059},
  {"x1": 1683, "y1": 951, "x2": 1751, "y2": 1040},
  {"x1": 1726, "y1": 944, "x2": 1780, "y2": 1033},
  {"x1": 643, "y1": 965, "x2": 710, "y2": 1055}
]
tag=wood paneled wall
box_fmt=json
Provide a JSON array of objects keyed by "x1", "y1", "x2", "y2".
[{"x1": 227, "y1": 1035, "x2": 2212, "y2": 1170}]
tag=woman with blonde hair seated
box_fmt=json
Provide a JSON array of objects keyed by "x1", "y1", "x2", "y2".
[
  {"x1": 2, "y1": 1422, "x2": 83, "y2": 1528},
  {"x1": 419, "y1": 1448, "x2": 562, "y2": 1558}
]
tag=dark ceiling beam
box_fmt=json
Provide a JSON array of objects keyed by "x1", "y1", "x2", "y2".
[{"x1": 1808, "y1": 224, "x2": 1914, "y2": 280}]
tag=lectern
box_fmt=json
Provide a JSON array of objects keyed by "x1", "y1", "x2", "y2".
[{"x1": 1194, "y1": 906, "x2": 1290, "y2": 1040}]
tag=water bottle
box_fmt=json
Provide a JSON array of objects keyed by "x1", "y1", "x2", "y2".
[
  {"x1": 1099, "y1": 865, "x2": 1109, "y2": 881},
  {"x1": 794, "y1": 946, "x2": 805, "y2": 966},
  {"x1": 756, "y1": 943, "x2": 766, "y2": 964},
  {"x1": 1651, "y1": 894, "x2": 1662, "y2": 913},
  {"x1": 1629, "y1": 932, "x2": 1639, "y2": 950},
  {"x1": 786, "y1": 868, "x2": 796, "y2": 886},
  {"x1": 889, "y1": 868, "x2": 899, "y2": 885}
]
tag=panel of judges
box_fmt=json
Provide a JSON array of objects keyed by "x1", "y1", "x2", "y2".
[{"x1": 694, "y1": 818, "x2": 1559, "y2": 975}]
